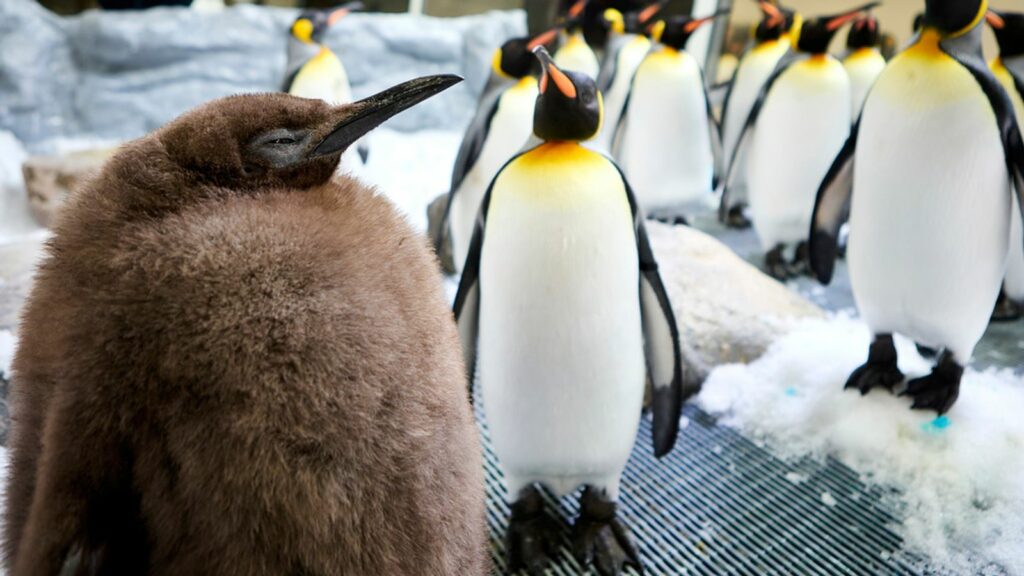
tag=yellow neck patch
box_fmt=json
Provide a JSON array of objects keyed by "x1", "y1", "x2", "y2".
[{"x1": 906, "y1": 29, "x2": 946, "y2": 61}]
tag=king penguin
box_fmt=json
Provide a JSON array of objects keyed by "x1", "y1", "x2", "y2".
[
  {"x1": 454, "y1": 46, "x2": 684, "y2": 575},
  {"x1": 723, "y1": 3, "x2": 876, "y2": 279},
  {"x1": 3, "y1": 75, "x2": 490, "y2": 575},
  {"x1": 437, "y1": 29, "x2": 559, "y2": 274},
  {"x1": 809, "y1": 0, "x2": 1024, "y2": 414},
  {"x1": 718, "y1": 0, "x2": 799, "y2": 229},
  {"x1": 613, "y1": 13, "x2": 725, "y2": 220},
  {"x1": 843, "y1": 13, "x2": 887, "y2": 122},
  {"x1": 555, "y1": 0, "x2": 602, "y2": 78},
  {"x1": 284, "y1": 2, "x2": 367, "y2": 172},
  {"x1": 591, "y1": 3, "x2": 664, "y2": 153},
  {"x1": 987, "y1": 9, "x2": 1024, "y2": 322}
]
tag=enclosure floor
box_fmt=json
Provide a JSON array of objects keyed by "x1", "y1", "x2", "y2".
[{"x1": 476, "y1": 390, "x2": 936, "y2": 576}]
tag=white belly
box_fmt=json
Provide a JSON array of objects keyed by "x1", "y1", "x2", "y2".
[
  {"x1": 594, "y1": 36, "x2": 650, "y2": 152},
  {"x1": 747, "y1": 57, "x2": 851, "y2": 249},
  {"x1": 618, "y1": 49, "x2": 714, "y2": 212},
  {"x1": 478, "y1": 143, "x2": 645, "y2": 498},
  {"x1": 721, "y1": 40, "x2": 790, "y2": 202},
  {"x1": 450, "y1": 81, "x2": 537, "y2": 271},
  {"x1": 844, "y1": 48, "x2": 886, "y2": 122},
  {"x1": 554, "y1": 32, "x2": 600, "y2": 79},
  {"x1": 849, "y1": 48, "x2": 1010, "y2": 361}
]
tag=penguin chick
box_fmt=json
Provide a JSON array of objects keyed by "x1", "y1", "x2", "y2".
[{"x1": 4, "y1": 75, "x2": 489, "y2": 576}]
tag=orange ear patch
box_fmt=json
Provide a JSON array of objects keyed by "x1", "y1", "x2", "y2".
[{"x1": 548, "y1": 64, "x2": 577, "y2": 98}]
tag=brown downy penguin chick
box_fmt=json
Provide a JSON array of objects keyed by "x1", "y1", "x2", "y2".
[{"x1": 4, "y1": 75, "x2": 490, "y2": 576}]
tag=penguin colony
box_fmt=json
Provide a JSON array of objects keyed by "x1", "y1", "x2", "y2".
[{"x1": 6, "y1": 0, "x2": 1024, "y2": 575}]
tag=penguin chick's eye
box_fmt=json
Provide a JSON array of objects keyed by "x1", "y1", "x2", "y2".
[{"x1": 270, "y1": 138, "x2": 296, "y2": 145}]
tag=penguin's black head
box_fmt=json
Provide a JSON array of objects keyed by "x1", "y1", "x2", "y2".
[
  {"x1": 493, "y1": 27, "x2": 560, "y2": 80},
  {"x1": 754, "y1": 1, "x2": 789, "y2": 42},
  {"x1": 291, "y1": 2, "x2": 362, "y2": 45},
  {"x1": 531, "y1": 46, "x2": 602, "y2": 142},
  {"x1": 987, "y1": 10, "x2": 1024, "y2": 59},
  {"x1": 846, "y1": 14, "x2": 880, "y2": 49},
  {"x1": 796, "y1": 3, "x2": 880, "y2": 54},
  {"x1": 652, "y1": 12, "x2": 726, "y2": 50},
  {"x1": 160, "y1": 75, "x2": 461, "y2": 191},
  {"x1": 924, "y1": 0, "x2": 986, "y2": 37}
]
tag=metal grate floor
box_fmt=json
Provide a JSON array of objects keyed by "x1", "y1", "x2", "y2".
[{"x1": 477, "y1": 393, "x2": 935, "y2": 575}]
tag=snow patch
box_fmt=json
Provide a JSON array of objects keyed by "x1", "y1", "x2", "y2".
[
  {"x1": 699, "y1": 315, "x2": 1024, "y2": 573},
  {"x1": 0, "y1": 330, "x2": 14, "y2": 375}
]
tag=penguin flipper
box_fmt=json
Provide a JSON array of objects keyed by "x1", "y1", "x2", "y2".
[
  {"x1": 702, "y1": 76, "x2": 724, "y2": 191},
  {"x1": 614, "y1": 166, "x2": 685, "y2": 458},
  {"x1": 719, "y1": 51, "x2": 800, "y2": 222},
  {"x1": 940, "y1": 33, "x2": 1024, "y2": 251},
  {"x1": 809, "y1": 121, "x2": 859, "y2": 285},
  {"x1": 453, "y1": 217, "x2": 485, "y2": 397}
]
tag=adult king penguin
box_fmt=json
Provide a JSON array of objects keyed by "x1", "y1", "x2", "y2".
[
  {"x1": 591, "y1": 2, "x2": 665, "y2": 153},
  {"x1": 843, "y1": 13, "x2": 887, "y2": 122},
  {"x1": 454, "y1": 46, "x2": 684, "y2": 575},
  {"x1": 437, "y1": 29, "x2": 559, "y2": 274},
  {"x1": 987, "y1": 9, "x2": 1024, "y2": 321},
  {"x1": 4, "y1": 75, "x2": 490, "y2": 575},
  {"x1": 284, "y1": 2, "x2": 367, "y2": 171},
  {"x1": 810, "y1": 0, "x2": 1024, "y2": 414},
  {"x1": 718, "y1": 0, "x2": 799, "y2": 229},
  {"x1": 555, "y1": 0, "x2": 602, "y2": 78},
  {"x1": 613, "y1": 13, "x2": 725, "y2": 220},
  {"x1": 723, "y1": 3, "x2": 876, "y2": 279}
]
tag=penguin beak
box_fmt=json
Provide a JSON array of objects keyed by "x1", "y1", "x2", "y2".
[
  {"x1": 568, "y1": 0, "x2": 586, "y2": 19},
  {"x1": 532, "y1": 46, "x2": 577, "y2": 99},
  {"x1": 309, "y1": 74, "x2": 463, "y2": 158},
  {"x1": 758, "y1": 1, "x2": 785, "y2": 28},
  {"x1": 826, "y1": 3, "x2": 880, "y2": 32},
  {"x1": 327, "y1": 1, "x2": 362, "y2": 26},
  {"x1": 638, "y1": 1, "x2": 667, "y2": 25},
  {"x1": 527, "y1": 24, "x2": 565, "y2": 51},
  {"x1": 986, "y1": 10, "x2": 1006, "y2": 30},
  {"x1": 685, "y1": 10, "x2": 729, "y2": 33}
]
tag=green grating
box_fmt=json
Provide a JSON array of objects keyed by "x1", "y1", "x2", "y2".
[{"x1": 476, "y1": 391, "x2": 939, "y2": 576}]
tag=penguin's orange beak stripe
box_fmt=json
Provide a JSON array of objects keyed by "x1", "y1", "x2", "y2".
[
  {"x1": 541, "y1": 64, "x2": 577, "y2": 98},
  {"x1": 759, "y1": 1, "x2": 784, "y2": 27},
  {"x1": 528, "y1": 29, "x2": 560, "y2": 50},
  {"x1": 638, "y1": 2, "x2": 663, "y2": 24},
  {"x1": 569, "y1": 0, "x2": 586, "y2": 18},
  {"x1": 986, "y1": 10, "x2": 1006, "y2": 29},
  {"x1": 826, "y1": 11, "x2": 862, "y2": 32},
  {"x1": 684, "y1": 16, "x2": 715, "y2": 33},
  {"x1": 328, "y1": 8, "x2": 350, "y2": 26}
]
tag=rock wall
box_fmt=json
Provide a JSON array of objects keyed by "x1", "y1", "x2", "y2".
[{"x1": 0, "y1": 0, "x2": 526, "y2": 153}]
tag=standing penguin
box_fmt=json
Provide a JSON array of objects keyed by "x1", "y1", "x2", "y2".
[
  {"x1": 810, "y1": 0, "x2": 1024, "y2": 414},
  {"x1": 843, "y1": 13, "x2": 886, "y2": 122},
  {"x1": 437, "y1": 30, "x2": 559, "y2": 274},
  {"x1": 614, "y1": 13, "x2": 725, "y2": 219},
  {"x1": 4, "y1": 76, "x2": 490, "y2": 575},
  {"x1": 555, "y1": 0, "x2": 602, "y2": 78},
  {"x1": 987, "y1": 9, "x2": 1024, "y2": 321},
  {"x1": 591, "y1": 3, "x2": 664, "y2": 153},
  {"x1": 455, "y1": 47, "x2": 684, "y2": 575},
  {"x1": 284, "y1": 2, "x2": 367, "y2": 171},
  {"x1": 723, "y1": 4, "x2": 876, "y2": 279},
  {"x1": 718, "y1": 0, "x2": 799, "y2": 229}
]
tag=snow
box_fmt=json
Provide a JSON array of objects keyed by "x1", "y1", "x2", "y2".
[
  {"x1": 0, "y1": 330, "x2": 13, "y2": 376},
  {"x1": 699, "y1": 314, "x2": 1024, "y2": 574}
]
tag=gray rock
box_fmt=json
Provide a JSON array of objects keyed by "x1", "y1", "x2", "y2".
[
  {"x1": 0, "y1": 0, "x2": 526, "y2": 153},
  {"x1": 646, "y1": 221, "x2": 825, "y2": 390},
  {"x1": 21, "y1": 148, "x2": 114, "y2": 227}
]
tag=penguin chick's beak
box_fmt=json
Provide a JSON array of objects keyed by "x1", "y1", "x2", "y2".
[
  {"x1": 826, "y1": 2, "x2": 881, "y2": 32},
  {"x1": 310, "y1": 74, "x2": 462, "y2": 158},
  {"x1": 758, "y1": 0, "x2": 785, "y2": 27},
  {"x1": 532, "y1": 46, "x2": 577, "y2": 99},
  {"x1": 327, "y1": 1, "x2": 363, "y2": 26},
  {"x1": 987, "y1": 10, "x2": 1006, "y2": 29}
]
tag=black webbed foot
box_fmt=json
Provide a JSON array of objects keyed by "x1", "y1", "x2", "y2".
[
  {"x1": 789, "y1": 241, "x2": 810, "y2": 277},
  {"x1": 506, "y1": 486, "x2": 561, "y2": 576},
  {"x1": 900, "y1": 351, "x2": 963, "y2": 414},
  {"x1": 846, "y1": 334, "x2": 904, "y2": 395},
  {"x1": 991, "y1": 290, "x2": 1022, "y2": 322},
  {"x1": 571, "y1": 487, "x2": 642, "y2": 576},
  {"x1": 765, "y1": 244, "x2": 791, "y2": 280},
  {"x1": 724, "y1": 205, "x2": 751, "y2": 229}
]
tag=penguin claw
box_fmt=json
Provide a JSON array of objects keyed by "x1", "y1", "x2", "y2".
[
  {"x1": 899, "y1": 352, "x2": 963, "y2": 415},
  {"x1": 845, "y1": 363, "x2": 903, "y2": 395},
  {"x1": 506, "y1": 488, "x2": 561, "y2": 575},
  {"x1": 572, "y1": 488, "x2": 642, "y2": 576}
]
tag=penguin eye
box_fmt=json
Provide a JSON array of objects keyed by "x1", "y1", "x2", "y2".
[{"x1": 270, "y1": 138, "x2": 297, "y2": 145}]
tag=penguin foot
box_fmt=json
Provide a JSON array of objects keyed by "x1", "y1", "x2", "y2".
[
  {"x1": 789, "y1": 241, "x2": 811, "y2": 277},
  {"x1": 671, "y1": 215, "x2": 689, "y2": 227},
  {"x1": 765, "y1": 245, "x2": 791, "y2": 280},
  {"x1": 991, "y1": 290, "x2": 1022, "y2": 322},
  {"x1": 571, "y1": 487, "x2": 642, "y2": 576},
  {"x1": 900, "y1": 351, "x2": 963, "y2": 414},
  {"x1": 506, "y1": 486, "x2": 561, "y2": 576},
  {"x1": 845, "y1": 334, "x2": 903, "y2": 395},
  {"x1": 724, "y1": 206, "x2": 751, "y2": 229}
]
